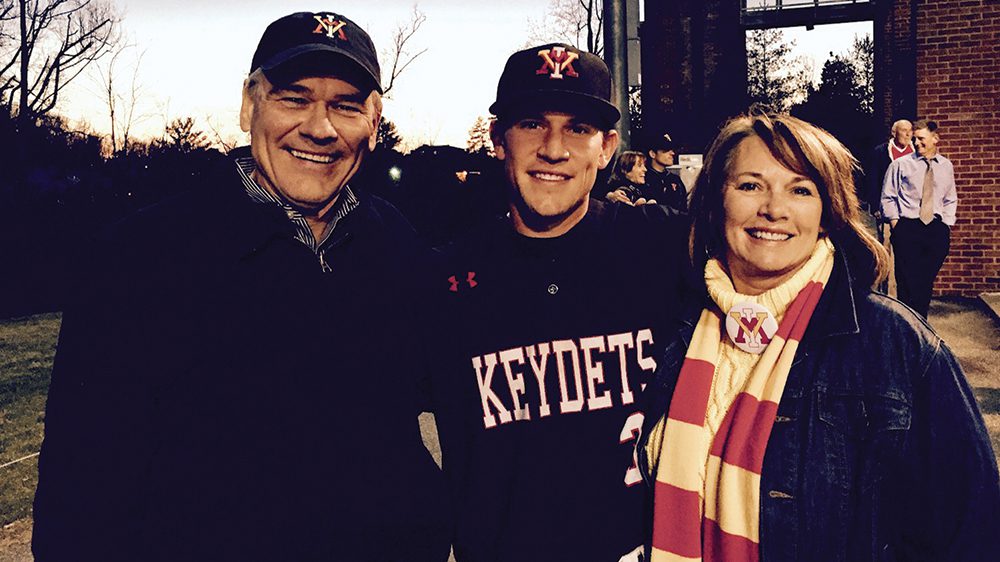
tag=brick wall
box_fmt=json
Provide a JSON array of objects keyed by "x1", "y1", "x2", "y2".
[
  {"x1": 915, "y1": 0, "x2": 1000, "y2": 295},
  {"x1": 876, "y1": 0, "x2": 917, "y2": 124}
]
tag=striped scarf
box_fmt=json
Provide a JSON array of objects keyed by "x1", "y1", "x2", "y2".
[{"x1": 647, "y1": 238, "x2": 834, "y2": 562}]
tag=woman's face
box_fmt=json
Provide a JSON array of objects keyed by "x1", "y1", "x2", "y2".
[
  {"x1": 625, "y1": 158, "x2": 646, "y2": 184},
  {"x1": 722, "y1": 136, "x2": 824, "y2": 295}
]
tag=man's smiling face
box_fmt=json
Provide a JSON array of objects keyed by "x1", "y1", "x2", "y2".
[
  {"x1": 492, "y1": 110, "x2": 618, "y2": 237},
  {"x1": 240, "y1": 73, "x2": 380, "y2": 216}
]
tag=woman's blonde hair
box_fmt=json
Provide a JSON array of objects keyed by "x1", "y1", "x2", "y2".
[{"x1": 689, "y1": 111, "x2": 889, "y2": 287}]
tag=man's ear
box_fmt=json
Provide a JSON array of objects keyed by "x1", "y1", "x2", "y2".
[
  {"x1": 489, "y1": 119, "x2": 506, "y2": 160},
  {"x1": 648, "y1": 149, "x2": 656, "y2": 160},
  {"x1": 240, "y1": 79, "x2": 255, "y2": 133},
  {"x1": 598, "y1": 130, "x2": 620, "y2": 169},
  {"x1": 367, "y1": 96, "x2": 383, "y2": 152}
]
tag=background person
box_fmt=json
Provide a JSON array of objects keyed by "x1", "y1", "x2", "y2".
[
  {"x1": 641, "y1": 112, "x2": 998, "y2": 561},
  {"x1": 606, "y1": 150, "x2": 652, "y2": 205},
  {"x1": 32, "y1": 11, "x2": 448, "y2": 561},
  {"x1": 644, "y1": 132, "x2": 688, "y2": 214},
  {"x1": 881, "y1": 119, "x2": 957, "y2": 317},
  {"x1": 865, "y1": 119, "x2": 914, "y2": 222}
]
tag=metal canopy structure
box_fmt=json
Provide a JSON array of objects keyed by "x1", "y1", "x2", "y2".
[{"x1": 741, "y1": 0, "x2": 875, "y2": 29}]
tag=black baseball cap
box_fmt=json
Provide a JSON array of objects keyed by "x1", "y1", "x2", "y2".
[
  {"x1": 649, "y1": 132, "x2": 675, "y2": 151},
  {"x1": 250, "y1": 12, "x2": 382, "y2": 94},
  {"x1": 489, "y1": 43, "x2": 620, "y2": 127}
]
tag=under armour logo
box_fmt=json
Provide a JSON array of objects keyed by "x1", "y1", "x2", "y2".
[
  {"x1": 729, "y1": 310, "x2": 773, "y2": 347},
  {"x1": 448, "y1": 271, "x2": 478, "y2": 292},
  {"x1": 313, "y1": 15, "x2": 348, "y2": 40},
  {"x1": 536, "y1": 46, "x2": 579, "y2": 79}
]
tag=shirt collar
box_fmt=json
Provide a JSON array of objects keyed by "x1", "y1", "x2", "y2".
[{"x1": 233, "y1": 155, "x2": 360, "y2": 253}]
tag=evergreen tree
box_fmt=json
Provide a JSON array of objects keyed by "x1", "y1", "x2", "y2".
[
  {"x1": 745, "y1": 29, "x2": 810, "y2": 112},
  {"x1": 153, "y1": 117, "x2": 210, "y2": 154},
  {"x1": 846, "y1": 34, "x2": 874, "y2": 115},
  {"x1": 466, "y1": 116, "x2": 494, "y2": 157},
  {"x1": 376, "y1": 118, "x2": 402, "y2": 152},
  {"x1": 792, "y1": 55, "x2": 867, "y2": 156}
]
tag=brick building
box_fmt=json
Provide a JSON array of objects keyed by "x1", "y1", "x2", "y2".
[
  {"x1": 899, "y1": 0, "x2": 1000, "y2": 295},
  {"x1": 641, "y1": 0, "x2": 1000, "y2": 296}
]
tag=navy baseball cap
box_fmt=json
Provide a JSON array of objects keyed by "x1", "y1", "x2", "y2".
[
  {"x1": 489, "y1": 43, "x2": 620, "y2": 127},
  {"x1": 250, "y1": 12, "x2": 382, "y2": 94}
]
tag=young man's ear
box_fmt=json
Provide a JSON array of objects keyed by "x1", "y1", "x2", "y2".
[
  {"x1": 239, "y1": 79, "x2": 255, "y2": 133},
  {"x1": 489, "y1": 119, "x2": 506, "y2": 160},
  {"x1": 597, "y1": 130, "x2": 620, "y2": 169}
]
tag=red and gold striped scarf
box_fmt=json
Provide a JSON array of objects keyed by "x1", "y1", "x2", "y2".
[{"x1": 647, "y1": 238, "x2": 834, "y2": 562}]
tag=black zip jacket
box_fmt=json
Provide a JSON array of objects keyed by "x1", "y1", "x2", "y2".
[{"x1": 32, "y1": 154, "x2": 449, "y2": 561}]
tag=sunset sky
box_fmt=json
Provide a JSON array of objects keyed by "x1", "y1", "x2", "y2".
[{"x1": 58, "y1": 1, "x2": 870, "y2": 150}]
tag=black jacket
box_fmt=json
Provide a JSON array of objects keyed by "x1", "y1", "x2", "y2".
[
  {"x1": 32, "y1": 155, "x2": 449, "y2": 561},
  {"x1": 639, "y1": 249, "x2": 1000, "y2": 561},
  {"x1": 643, "y1": 167, "x2": 688, "y2": 214}
]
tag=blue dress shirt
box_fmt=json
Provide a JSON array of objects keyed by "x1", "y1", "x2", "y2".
[{"x1": 881, "y1": 152, "x2": 958, "y2": 226}]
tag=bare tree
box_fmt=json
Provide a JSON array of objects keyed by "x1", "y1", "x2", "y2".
[
  {"x1": 381, "y1": 4, "x2": 428, "y2": 97},
  {"x1": 0, "y1": 0, "x2": 120, "y2": 124},
  {"x1": 95, "y1": 42, "x2": 149, "y2": 155},
  {"x1": 527, "y1": 0, "x2": 603, "y2": 55},
  {"x1": 204, "y1": 115, "x2": 242, "y2": 153}
]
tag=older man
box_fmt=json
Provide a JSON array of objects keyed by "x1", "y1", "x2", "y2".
[
  {"x1": 32, "y1": 12, "x2": 448, "y2": 561},
  {"x1": 426, "y1": 43, "x2": 688, "y2": 561},
  {"x1": 865, "y1": 119, "x2": 914, "y2": 224},
  {"x1": 881, "y1": 119, "x2": 957, "y2": 317}
]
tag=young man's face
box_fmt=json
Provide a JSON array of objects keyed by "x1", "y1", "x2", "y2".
[
  {"x1": 492, "y1": 110, "x2": 618, "y2": 237},
  {"x1": 913, "y1": 127, "x2": 939, "y2": 158},
  {"x1": 240, "y1": 73, "x2": 380, "y2": 216},
  {"x1": 648, "y1": 148, "x2": 675, "y2": 170}
]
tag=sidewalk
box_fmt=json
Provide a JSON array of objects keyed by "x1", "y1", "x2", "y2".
[
  {"x1": 928, "y1": 297, "x2": 1000, "y2": 460},
  {"x1": 979, "y1": 292, "x2": 1000, "y2": 323}
]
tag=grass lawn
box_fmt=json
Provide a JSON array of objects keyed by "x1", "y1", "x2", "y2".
[{"x1": 0, "y1": 313, "x2": 60, "y2": 526}]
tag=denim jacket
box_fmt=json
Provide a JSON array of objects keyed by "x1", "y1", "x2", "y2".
[{"x1": 638, "y1": 252, "x2": 1000, "y2": 561}]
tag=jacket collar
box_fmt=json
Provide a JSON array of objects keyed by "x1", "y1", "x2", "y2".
[{"x1": 802, "y1": 248, "x2": 861, "y2": 343}]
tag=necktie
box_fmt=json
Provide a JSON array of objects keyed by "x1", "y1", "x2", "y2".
[{"x1": 919, "y1": 159, "x2": 936, "y2": 224}]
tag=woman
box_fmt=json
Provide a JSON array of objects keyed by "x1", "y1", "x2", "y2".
[
  {"x1": 605, "y1": 150, "x2": 653, "y2": 205},
  {"x1": 639, "y1": 112, "x2": 999, "y2": 561}
]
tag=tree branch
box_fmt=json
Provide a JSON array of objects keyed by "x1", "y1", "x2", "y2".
[{"x1": 381, "y1": 4, "x2": 427, "y2": 97}]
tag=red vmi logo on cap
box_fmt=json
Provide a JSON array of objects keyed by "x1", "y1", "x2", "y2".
[
  {"x1": 313, "y1": 14, "x2": 348, "y2": 40},
  {"x1": 536, "y1": 46, "x2": 579, "y2": 80}
]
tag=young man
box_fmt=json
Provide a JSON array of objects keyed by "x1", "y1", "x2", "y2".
[
  {"x1": 644, "y1": 132, "x2": 688, "y2": 214},
  {"x1": 881, "y1": 119, "x2": 957, "y2": 317},
  {"x1": 32, "y1": 12, "x2": 448, "y2": 561},
  {"x1": 426, "y1": 43, "x2": 689, "y2": 561}
]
